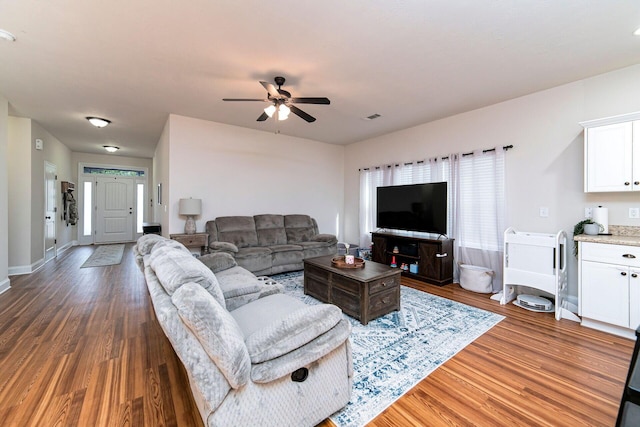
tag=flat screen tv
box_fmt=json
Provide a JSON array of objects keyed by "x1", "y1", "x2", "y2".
[{"x1": 376, "y1": 182, "x2": 448, "y2": 235}]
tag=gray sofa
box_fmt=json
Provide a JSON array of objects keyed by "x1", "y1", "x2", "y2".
[
  {"x1": 206, "y1": 214, "x2": 338, "y2": 275},
  {"x1": 134, "y1": 234, "x2": 352, "y2": 427}
]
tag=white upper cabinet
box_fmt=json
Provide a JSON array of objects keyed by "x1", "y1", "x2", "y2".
[{"x1": 581, "y1": 112, "x2": 640, "y2": 192}]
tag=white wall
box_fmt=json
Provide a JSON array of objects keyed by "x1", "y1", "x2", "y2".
[
  {"x1": 31, "y1": 121, "x2": 74, "y2": 259},
  {"x1": 0, "y1": 93, "x2": 9, "y2": 293},
  {"x1": 166, "y1": 115, "x2": 345, "y2": 237},
  {"x1": 153, "y1": 119, "x2": 170, "y2": 235},
  {"x1": 344, "y1": 64, "x2": 640, "y2": 299},
  {"x1": 8, "y1": 117, "x2": 32, "y2": 268}
]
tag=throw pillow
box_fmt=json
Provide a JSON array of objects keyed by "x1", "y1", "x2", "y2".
[{"x1": 172, "y1": 283, "x2": 250, "y2": 389}]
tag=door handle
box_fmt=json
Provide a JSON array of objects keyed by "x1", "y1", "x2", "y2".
[
  {"x1": 623, "y1": 254, "x2": 637, "y2": 259},
  {"x1": 436, "y1": 253, "x2": 447, "y2": 258}
]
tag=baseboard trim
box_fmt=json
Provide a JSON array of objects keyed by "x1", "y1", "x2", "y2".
[
  {"x1": 9, "y1": 257, "x2": 45, "y2": 276},
  {"x1": 0, "y1": 277, "x2": 10, "y2": 295},
  {"x1": 8, "y1": 241, "x2": 78, "y2": 276}
]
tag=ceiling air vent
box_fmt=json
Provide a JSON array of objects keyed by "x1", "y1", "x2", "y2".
[{"x1": 363, "y1": 113, "x2": 382, "y2": 121}]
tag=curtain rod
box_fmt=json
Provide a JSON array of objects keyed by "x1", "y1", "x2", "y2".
[{"x1": 359, "y1": 145, "x2": 513, "y2": 171}]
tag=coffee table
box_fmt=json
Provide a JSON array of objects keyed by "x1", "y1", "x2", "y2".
[{"x1": 303, "y1": 255, "x2": 401, "y2": 325}]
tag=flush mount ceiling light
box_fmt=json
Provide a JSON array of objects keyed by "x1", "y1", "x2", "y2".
[
  {"x1": 86, "y1": 116, "x2": 111, "y2": 128},
  {"x1": 0, "y1": 29, "x2": 16, "y2": 42},
  {"x1": 634, "y1": 27, "x2": 640, "y2": 36},
  {"x1": 103, "y1": 145, "x2": 119, "y2": 153}
]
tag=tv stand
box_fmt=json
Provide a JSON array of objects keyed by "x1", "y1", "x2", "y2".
[{"x1": 371, "y1": 231, "x2": 454, "y2": 286}]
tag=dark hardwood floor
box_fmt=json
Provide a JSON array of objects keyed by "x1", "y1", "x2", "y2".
[{"x1": 0, "y1": 244, "x2": 633, "y2": 426}]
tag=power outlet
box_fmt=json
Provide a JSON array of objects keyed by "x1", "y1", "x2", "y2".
[
  {"x1": 585, "y1": 207, "x2": 593, "y2": 219},
  {"x1": 630, "y1": 208, "x2": 640, "y2": 219}
]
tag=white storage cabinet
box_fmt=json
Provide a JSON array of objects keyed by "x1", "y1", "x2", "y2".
[
  {"x1": 579, "y1": 241, "x2": 640, "y2": 339},
  {"x1": 500, "y1": 228, "x2": 579, "y2": 322},
  {"x1": 581, "y1": 112, "x2": 640, "y2": 193}
]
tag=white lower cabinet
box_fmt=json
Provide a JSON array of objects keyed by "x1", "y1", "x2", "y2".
[{"x1": 579, "y1": 241, "x2": 640, "y2": 338}]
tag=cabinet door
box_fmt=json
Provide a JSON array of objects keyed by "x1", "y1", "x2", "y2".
[
  {"x1": 634, "y1": 121, "x2": 640, "y2": 191},
  {"x1": 585, "y1": 122, "x2": 633, "y2": 192},
  {"x1": 630, "y1": 268, "x2": 640, "y2": 330},
  {"x1": 581, "y1": 261, "x2": 629, "y2": 327},
  {"x1": 419, "y1": 242, "x2": 442, "y2": 280},
  {"x1": 371, "y1": 235, "x2": 387, "y2": 264}
]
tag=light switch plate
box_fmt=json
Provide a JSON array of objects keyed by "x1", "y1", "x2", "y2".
[{"x1": 539, "y1": 207, "x2": 549, "y2": 217}]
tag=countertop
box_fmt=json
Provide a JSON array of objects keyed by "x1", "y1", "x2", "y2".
[{"x1": 573, "y1": 225, "x2": 640, "y2": 247}]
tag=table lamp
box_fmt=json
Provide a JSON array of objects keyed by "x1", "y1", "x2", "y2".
[{"x1": 179, "y1": 198, "x2": 201, "y2": 235}]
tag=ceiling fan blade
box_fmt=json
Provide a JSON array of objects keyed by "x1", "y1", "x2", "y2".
[
  {"x1": 222, "y1": 98, "x2": 268, "y2": 102},
  {"x1": 257, "y1": 112, "x2": 269, "y2": 122},
  {"x1": 260, "y1": 81, "x2": 280, "y2": 98},
  {"x1": 290, "y1": 105, "x2": 316, "y2": 123},
  {"x1": 290, "y1": 97, "x2": 330, "y2": 105}
]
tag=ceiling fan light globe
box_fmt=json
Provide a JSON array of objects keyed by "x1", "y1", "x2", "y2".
[
  {"x1": 278, "y1": 104, "x2": 291, "y2": 120},
  {"x1": 264, "y1": 104, "x2": 276, "y2": 118}
]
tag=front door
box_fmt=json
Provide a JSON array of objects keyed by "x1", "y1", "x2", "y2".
[
  {"x1": 44, "y1": 162, "x2": 57, "y2": 262},
  {"x1": 95, "y1": 176, "x2": 134, "y2": 243}
]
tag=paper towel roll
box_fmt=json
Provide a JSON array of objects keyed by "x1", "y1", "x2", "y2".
[{"x1": 593, "y1": 206, "x2": 609, "y2": 234}]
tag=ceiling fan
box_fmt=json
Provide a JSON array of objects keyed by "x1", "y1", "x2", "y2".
[{"x1": 223, "y1": 76, "x2": 330, "y2": 123}]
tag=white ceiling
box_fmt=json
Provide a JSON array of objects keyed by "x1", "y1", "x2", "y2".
[{"x1": 1, "y1": 1, "x2": 639, "y2": 158}]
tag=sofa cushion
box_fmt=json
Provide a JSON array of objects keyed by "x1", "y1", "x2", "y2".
[
  {"x1": 149, "y1": 246, "x2": 225, "y2": 307},
  {"x1": 136, "y1": 234, "x2": 167, "y2": 256},
  {"x1": 231, "y1": 294, "x2": 343, "y2": 364},
  {"x1": 215, "y1": 216, "x2": 258, "y2": 248},
  {"x1": 172, "y1": 283, "x2": 250, "y2": 389},
  {"x1": 199, "y1": 252, "x2": 237, "y2": 273},
  {"x1": 209, "y1": 241, "x2": 239, "y2": 253},
  {"x1": 251, "y1": 319, "x2": 352, "y2": 383},
  {"x1": 284, "y1": 214, "x2": 317, "y2": 243},
  {"x1": 234, "y1": 247, "x2": 272, "y2": 273},
  {"x1": 214, "y1": 266, "x2": 263, "y2": 299},
  {"x1": 269, "y1": 245, "x2": 304, "y2": 267},
  {"x1": 254, "y1": 214, "x2": 287, "y2": 246}
]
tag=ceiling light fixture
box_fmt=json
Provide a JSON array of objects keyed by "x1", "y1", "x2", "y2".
[
  {"x1": 0, "y1": 29, "x2": 16, "y2": 42},
  {"x1": 264, "y1": 103, "x2": 290, "y2": 121},
  {"x1": 86, "y1": 116, "x2": 111, "y2": 128},
  {"x1": 634, "y1": 27, "x2": 640, "y2": 36},
  {"x1": 103, "y1": 145, "x2": 119, "y2": 153}
]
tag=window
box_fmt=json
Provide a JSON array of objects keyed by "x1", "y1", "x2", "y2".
[
  {"x1": 136, "y1": 183, "x2": 144, "y2": 233},
  {"x1": 83, "y1": 181, "x2": 92, "y2": 236},
  {"x1": 359, "y1": 148, "x2": 506, "y2": 282}
]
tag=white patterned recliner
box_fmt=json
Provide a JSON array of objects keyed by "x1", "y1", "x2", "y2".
[{"x1": 134, "y1": 234, "x2": 353, "y2": 427}]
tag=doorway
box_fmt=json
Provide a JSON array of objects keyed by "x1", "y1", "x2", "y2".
[
  {"x1": 78, "y1": 164, "x2": 148, "y2": 245},
  {"x1": 95, "y1": 176, "x2": 134, "y2": 243},
  {"x1": 44, "y1": 161, "x2": 57, "y2": 262}
]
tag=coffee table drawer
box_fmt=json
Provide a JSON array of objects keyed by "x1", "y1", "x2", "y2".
[
  {"x1": 369, "y1": 274, "x2": 400, "y2": 295},
  {"x1": 369, "y1": 287, "x2": 399, "y2": 316}
]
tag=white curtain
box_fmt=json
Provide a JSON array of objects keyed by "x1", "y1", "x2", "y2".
[
  {"x1": 451, "y1": 149, "x2": 505, "y2": 291},
  {"x1": 359, "y1": 148, "x2": 506, "y2": 291}
]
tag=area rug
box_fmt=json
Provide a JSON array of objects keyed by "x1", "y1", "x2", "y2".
[
  {"x1": 80, "y1": 244, "x2": 125, "y2": 268},
  {"x1": 270, "y1": 271, "x2": 504, "y2": 427}
]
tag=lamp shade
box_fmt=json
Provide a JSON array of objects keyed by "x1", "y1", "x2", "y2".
[{"x1": 179, "y1": 198, "x2": 202, "y2": 216}]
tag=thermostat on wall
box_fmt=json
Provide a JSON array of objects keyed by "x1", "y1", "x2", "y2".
[{"x1": 35, "y1": 138, "x2": 43, "y2": 150}]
